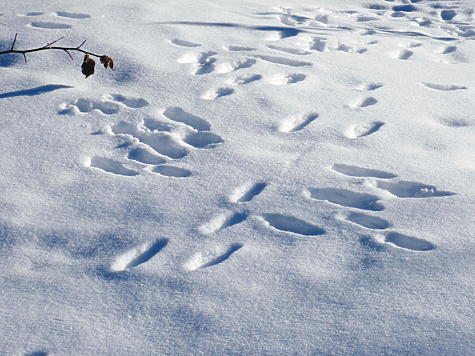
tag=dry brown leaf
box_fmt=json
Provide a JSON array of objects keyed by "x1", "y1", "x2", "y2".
[{"x1": 82, "y1": 54, "x2": 95, "y2": 78}]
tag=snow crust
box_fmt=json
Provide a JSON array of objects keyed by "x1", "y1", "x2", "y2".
[{"x1": 1, "y1": 0, "x2": 475, "y2": 354}]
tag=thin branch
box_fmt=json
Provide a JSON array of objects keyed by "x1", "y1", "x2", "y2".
[
  {"x1": 0, "y1": 34, "x2": 114, "y2": 78},
  {"x1": 0, "y1": 33, "x2": 104, "y2": 61}
]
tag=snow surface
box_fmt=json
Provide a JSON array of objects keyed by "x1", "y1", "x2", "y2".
[{"x1": 1, "y1": 0, "x2": 475, "y2": 354}]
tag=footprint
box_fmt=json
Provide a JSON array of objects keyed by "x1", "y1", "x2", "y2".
[
  {"x1": 422, "y1": 83, "x2": 467, "y2": 91},
  {"x1": 56, "y1": 11, "x2": 91, "y2": 19},
  {"x1": 109, "y1": 94, "x2": 149, "y2": 108},
  {"x1": 309, "y1": 37, "x2": 328, "y2": 52},
  {"x1": 355, "y1": 97, "x2": 378, "y2": 108},
  {"x1": 345, "y1": 121, "x2": 385, "y2": 138},
  {"x1": 89, "y1": 157, "x2": 139, "y2": 176},
  {"x1": 441, "y1": 45, "x2": 457, "y2": 54},
  {"x1": 200, "y1": 212, "x2": 248, "y2": 234},
  {"x1": 392, "y1": 5, "x2": 417, "y2": 12},
  {"x1": 185, "y1": 243, "x2": 243, "y2": 271},
  {"x1": 308, "y1": 188, "x2": 384, "y2": 211},
  {"x1": 375, "y1": 180, "x2": 456, "y2": 198},
  {"x1": 331, "y1": 164, "x2": 397, "y2": 179},
  {"x1": 202, "y1": 87, "x2": 235, "y2": 100},
  {"x1": 262, "y1": 213, "x2": 325, "y2": 236},
  {"x1": 110, "y1": 238, "x2": 169, "y2": 271},
  {"x1": 279, "y1": 113, "x2": 318, "y2": 132},
  {"x1": 216, "y1": 58, "x2": 257, "y2": 73},
  {"x1": 437, "y1": 118, "x2": 470, "y2": 128},
  {"x1": 258, "y1": 55, "x2": 312, "y2": 67},
  {"x1": 162, "y1": 107, "x2": 211, "y2": 131},
  {"x1": 170, "y1": 38, "x2": 201, "y2": 47},
  {"x1": 358, "y1": 83, "x2": 383, "y2": 91},
  {"x1": 143, "y1": 118, "x2": 174, "y2": 132},
  {"x1": 232, "y1": 182, "x2": 268, "y2": 203},
  {"x1": 152, "y1": 165, "x2": 191, "y2": 178},
  {"x1": 59, "y1": 95, "x2": 147, "y2": 115},
  {"x1": 385, "y1": 232, "x2": 435, "y2": 252},
  {"x1": 267, "y1": 45, "x2": 311, "y2": 55},
  {"x1": 30, "y1": 22, "x2": 72, "y2": 30},
  {"x1": 112, "y1": 122, "x2": 188, "y2": 159},
  {"x1": 346, "y1": 212, "x2": 390, "y2": 229},
  {"x1": 396, "y1": 50, "x2": 413, "y2": 60},
  {"x1": 268, "y1": 73, "x2": 306, "y2": 86},
  {"x1": 225, "y1": 46, "x2": 256, "y2": 52},
  {"x1": 128, "y1": 147, "x2": 167, "y2": 165},
  {"x1": 440, "y1": 10, "x2": 457, "y2": 21},
  {"x1": 183, "y1": 132, "x2": 224, "y2": 149},
  {"x1": 232, "y1": 74, "x2": 262, "y2": 85}
]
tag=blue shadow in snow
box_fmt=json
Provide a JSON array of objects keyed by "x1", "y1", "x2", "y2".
[{"x1": 0, "y1": 84, "x2": 73, "y2": 99}]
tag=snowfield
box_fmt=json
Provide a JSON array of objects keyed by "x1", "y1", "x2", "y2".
[{"x1": 1, "y1": 0, "x2": 475, "y2": 354}]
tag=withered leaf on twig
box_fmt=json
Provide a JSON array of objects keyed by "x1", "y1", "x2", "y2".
[
  {"x1": 100, "y1": 55, "x2": 115, "y2": 71},
  {"x1": 81, "y1": 54, "x2": 95, "y2": 78}
]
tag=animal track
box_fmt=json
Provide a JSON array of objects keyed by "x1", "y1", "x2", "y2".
[
  {"x1": 385, "y1": 232, "x2": 435, "y2": 252},
  {"x1": 225, "y1": 46, "x2": 256, "y2": 52},
  {"x1": 202, "y1": 87, "x2": 235, "y2": 100},
  {"x1": 346, "y1": 212, "x2": 390, "y2": 229},
  {"x1": 152, "y1": 165, "x2": 191, "y2": 178},
  {"x1": 280, "y1": 113, "x2": 318, "y2": 132},
  {"x1": 258, "y1": 55, "x2": 312, "y2": 67},
  {"x1": 376, "y1": 180, "x2": 456, "y2": 198},
  {"x1": 108, "y1": 94, "x2": 149, "y2": 108},
  {"x1": 89, "y1": 157, "x2": 139, "y2": 176},
  {"x1": 128, "y1": 147, "x2": 167, "y2": 165},
  {"x1": 178, "y1": 51, "x2": 218, "y2": 75},
  {"x1": 216, "y1": 58, "x2": 257, "y2": 73},
  {"x1": 112, "y1": 122, "x2": 188, "y2": 159},
  {"x1": 56, "y1": 11, "x2": 91, "y2": 19},
  {"x1": 59, "y1": 94, "x2": 148, "y2": 115},
  {"x1": 308, "y1": 188, "x2": 384, "y2": 211},
  {"x1": 422, "y1": 83, "x2": 467, "y2": 91},
  {"x1": 111, "y1": 238, "x2": 169, "y2": 271},
  {"x1": 268, "y1": 73, "x2": 306, "y2": 85},
  {"x1": 441, "y1": 46, "x2": 457, "y2": 54},
  {"x1": 396, "y1": 50, "x2": 413, "y2": 60},
  {"x1": 232, "y1": 182, "x2": 268, "y2": 203},
  {"x1": 263, "y1": 214, "x2": 325, "y2": 236},
  {"x1": 30, "y1": 22, "x2": 72, "y2": 30},
  {"x1": 185, "y1": 243, "x2": 243, "y2": 271},
  {"x1": 163, "y1": 107, "x2": 211, "y2": 131},
  {"x1": 345, "y1": 121, "x2": 385, "y2": 138},
  {"x1": 170, "y1": 38, "x2": 201, "y2": 47},
  {"x1": 232, "y1": 74, "x2": 262, "y2": 85},
  {"x1": 331, "y1": 164, "x2": 397, "y2": 179},
  {"x1": 183, "y1": 132, "x2": 224, "y2": 149},
  {"x1": 200, "y1": 212, "x2": 248, "y2": 234},
  {"x1": 267, "y1": 45, "x2": 311, "y2": 55},
  {"x1": 353, "y1": 97, "x2": 378, "y2": 108}
]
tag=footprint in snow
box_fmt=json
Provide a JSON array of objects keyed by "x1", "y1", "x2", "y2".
[
  {"x1": 345, "y1": 212, "x2": 390, "y2": 230},
  {"x1": 267, "y1": 73, "x2": 306, "y2": 86},
  {"x1": 331, "y1": 164, "x2": 397, "y2": 179},
  {"x1": 385, "y1": 232, "x2": 435, "y2": 252},
  {"x1": 185, "y1": 244, "x2": 243, "y2": 271},
  {"x1": 230, "y1": 182, "x2": 268, "y2": 203},
  {"x1": 421, "y1": 83, "x2": 467, "y2": 91},
  {"x1": 279, "y1": 113, "x2": 318, "y2": 133},
  {"x1": 110, "y1": 238, "x2": 169, "y2": 271},
  {"x1": 56, "y1": 11, "x2": 91, "y2": 19},
  {"x1": 169, "y1": 38, "x2": 201, "y2": 47},
  {"x1": 345, "y1": 121, "x2": 385, "y2": 138},
  {"x1": 199, "y1": 212, "x2": 248, "y2": 234},
  {"x1": 308, "y1": 187, "x2": 384, "y2": 211},
  {"x1": 59, "y1": 94, "x2": 149, "y2": 115},
  {"x1": 262, "y1": 213, "x2": 325, "y2": 236},
  {"x1": 88, "y1": 157, "x2": 139, "y2": 176},
  {"x1": 375, "y1": 180, "x2": 456, "y2": 198}
]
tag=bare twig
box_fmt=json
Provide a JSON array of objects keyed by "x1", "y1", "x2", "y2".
[{"x1": 0, "y1": 33, "x2": 114, "y2": 78}]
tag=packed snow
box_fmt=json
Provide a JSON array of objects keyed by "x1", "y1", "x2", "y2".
[{"x1": 1, "y1": 0, "x2": 475, "y2": 354}]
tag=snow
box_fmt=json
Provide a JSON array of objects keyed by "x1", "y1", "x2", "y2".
[{"x1": 1, "y1": 0, "x2": 475, "y2": 354}]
